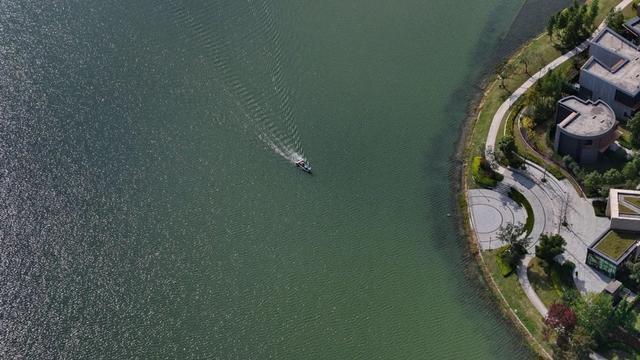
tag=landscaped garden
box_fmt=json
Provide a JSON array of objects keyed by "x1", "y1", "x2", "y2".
[{"x1": 463, "y1": 0, "x2": 640, "y2": 357}]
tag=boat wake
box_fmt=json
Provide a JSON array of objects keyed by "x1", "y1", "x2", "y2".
[{"x1": 168, "y1": 0, "x2": 307, "y2": 167}]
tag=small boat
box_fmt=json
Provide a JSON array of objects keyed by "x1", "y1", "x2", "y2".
[{"x1": 295, "y1": 159, "x2": 312, "y2": 174}]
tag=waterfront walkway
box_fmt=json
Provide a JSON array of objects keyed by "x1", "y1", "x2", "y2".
[{"x1": 475, "y1": 0, "x2": 634, "y2": 317}]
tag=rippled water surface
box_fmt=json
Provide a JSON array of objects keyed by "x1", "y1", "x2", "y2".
[{"x1": 0, "y1": 0, "x2": 566, "y2": 358}]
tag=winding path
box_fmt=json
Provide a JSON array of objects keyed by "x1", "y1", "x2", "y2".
[{"x1": 481, "y1": 0, "x2": 634, "y2": 317}]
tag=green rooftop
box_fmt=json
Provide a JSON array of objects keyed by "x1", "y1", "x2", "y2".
[{"x1": 594, "y1": 230, "x2": 638, "y2": 261}]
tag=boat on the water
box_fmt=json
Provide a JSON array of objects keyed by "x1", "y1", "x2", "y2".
[{"x1": 295, "y1": 159, "x2": 312, "y2": 174}]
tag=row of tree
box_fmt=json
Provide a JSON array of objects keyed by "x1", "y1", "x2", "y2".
[
  {"x1": 544, "y1": 292, "x2": 634, "y2": 358},
  {"x1": 563, "y1": 154, "x2": 640, "y2": 197},
  {"x1": 547, "y1": 0, "x2": 599, "y2": 49}
]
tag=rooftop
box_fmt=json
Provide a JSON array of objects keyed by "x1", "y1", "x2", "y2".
[
  {"x1": 557, "y1": 96, "x2": 616, "y2": 137},
  {"x1": 593, "y1": 230, "x2": 639, "y2": 262},
  {"x1": 584, "y1": 28, "x2": 640, "y2": 95},
  {"x1": 610, "y1": 188, "x2": 640, "y2": 219}
]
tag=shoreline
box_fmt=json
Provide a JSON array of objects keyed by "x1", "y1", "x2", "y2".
[
  {"x1": 453, "y1": 0, "x2": 636, "y2": 357},
  {"x1": 451, "y1": 36, "x2": 552, "y2": 358}
]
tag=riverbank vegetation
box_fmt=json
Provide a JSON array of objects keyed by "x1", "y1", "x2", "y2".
[
  {"x1": 471, "y1": 156, "x2": 503, "y2": 187},
  {"x1": 483, "y1": 249, "x2": 552, "y2": 353}
]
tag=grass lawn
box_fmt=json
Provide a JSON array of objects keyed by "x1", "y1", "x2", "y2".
[
  {"x1": 483, "y1": 250, "x2": 551, "y2": 352},
  {"x1": 594, "y1": 230, "x2": 639, "y2": 261},
  {"x1": 527, "y1": 258, "x2": 577, "y2": 308}
]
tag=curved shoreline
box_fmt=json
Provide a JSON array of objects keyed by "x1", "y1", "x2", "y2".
[
  {"x1": 454, "y1": 0, "x2": 633, "y2": 357},
  {"x1": 454, "y1": 67, "x2": 552, "y2": 358}
]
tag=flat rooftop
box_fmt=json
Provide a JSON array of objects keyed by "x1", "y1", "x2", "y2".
[
  {"x1": 593, "y1": 230, "x2": 639, "y2": 262},
  {"x1": 557, "y1": 96, "x2": 616, "y2": 137},
  {"x1": 585, "y1": 28, "x2": 640, "y2": 95}
]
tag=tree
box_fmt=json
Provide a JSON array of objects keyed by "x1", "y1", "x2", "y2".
[
  {"x1": 546, "y1": 303, "x2": 577, "y2": 333},
  {"x1": 547, "y1": 14, "x2": 557, "y2": 40},
  {"x1": 602, "y1": 168, "x2": 624, "y2": 186},
  {"x1": 495, "y1": 61, "x2": 513, "y2": 89},
  {"x1": 573, "y1": 292, "x2": 617, "y2": 342},
  {"x1": 548, "y1": 0, "x2": 599, "y2": 49},
  {"x1": 535, "y1": 234, "x2": 566, "y2": 263},
  {"x1": 497, "y1": 135, "x2": 516, "y2": 157},
  {"x1": 526, "y1": 69, "x2": 565, "y2": 123},
  {"x1": 583, "y1": 171, "x2": 602, "y2": 195},
  {"x1": 626, "y1": 259, "x2": 640, "y2": 285},
  {"x1": 628, "y1": 112, "x2": 640, "y2": 148},
  {"x1": 606, "y1": 9, "x2": 625, "y2": 34},
  {"x1": 622, "y1": 158, "x2": 640, "y2": 180},
  {"x1": 497, "y1": 135, "x2": 522, "y2": 167},
  {"x1": 497, "y1": 223, "x2": 531, "y2": 265},
  {"x1": 566, "y1": 325, "x2": 596, "y2": 359}
]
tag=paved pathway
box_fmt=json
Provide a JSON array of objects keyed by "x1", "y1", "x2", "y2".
[
  {"x1": 518, "y1": 255, "x2": 548, "y2": 317},
  {"x1": 473, "y1": 0, "x2": 634, "y2": 318}
]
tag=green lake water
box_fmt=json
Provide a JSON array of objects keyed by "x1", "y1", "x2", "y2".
[{"x1": 0, "y1": 0, "x2": 568, "y2": 358}]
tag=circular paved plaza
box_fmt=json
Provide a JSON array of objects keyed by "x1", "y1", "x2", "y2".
[{"x1": 468, "y1": 189, "x2": 526, "y2": 250}]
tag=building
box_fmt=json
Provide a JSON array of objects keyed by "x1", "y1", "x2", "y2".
[
  {"x1": 606, "y1": 188, "x2": 640, "y2": 231},
  {"x1": 580, "y1": 27, "x2": 640, "y2": 118},
  {"x1": 553, "y1": 96, "x2": 618, "y2": 164},
  {"x1": 587, "y1": 189, "x2": 640, "y2": 277},
  {"x1": 586, "y1": 229, "x2": 639, "y2": 277}
]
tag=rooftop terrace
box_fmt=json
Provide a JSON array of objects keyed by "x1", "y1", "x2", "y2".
[
  {"x1": 557, "y1": 96, "x2": 616, "y2": 137},
  {"x1": 585, "y1": 28, "x2": 640, "y2": 95}
]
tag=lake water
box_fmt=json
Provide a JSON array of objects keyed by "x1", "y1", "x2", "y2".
[{"x1": 0, "y1": 0, "x2": 567, "y2": 358}]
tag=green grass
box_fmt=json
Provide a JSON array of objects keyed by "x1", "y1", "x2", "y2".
[
  {"x1": 508, "y1": 187, "x2": 535, "y2": 236},
  {"x1": 527, "y1": 258, "x2": 577, "y2": 308},
  {"x1": 594, "y1": 230, "x2": 639, "y2": 261},
  {"x1": 484, "y1": 250, "x2": 551, "y2": 352},
  {"x1": 618, "y1": 127, "x2": 634, "y2": 150},
  {"x1": 471, "y1": 156, "x2": 503, "y2": 188}
]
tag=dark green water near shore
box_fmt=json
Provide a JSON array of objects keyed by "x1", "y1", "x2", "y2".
[{"x1": 0, "y1": 0, "x2": 567, "y2": 358}]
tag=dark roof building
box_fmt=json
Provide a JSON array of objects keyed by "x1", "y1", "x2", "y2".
[{"x1": 553, "y1": 96, "x2": 618, "y2": 164}]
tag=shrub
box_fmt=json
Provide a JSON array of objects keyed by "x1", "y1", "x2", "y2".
[
  {"x1": 471, "y1": 156, "x2": 503, "y2": 188},
  {"x1": 508, "y1": 188, "x2": 534, "y2": 236}
]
